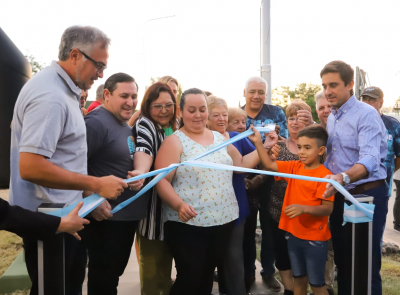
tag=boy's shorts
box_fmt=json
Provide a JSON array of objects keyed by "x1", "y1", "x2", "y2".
[{"x1": 286, "y1": 232, "x2": 328, "y2": 287}]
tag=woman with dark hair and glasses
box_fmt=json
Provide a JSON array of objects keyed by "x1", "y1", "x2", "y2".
[
  {"x1": 130, "y1": 82, "x2": 177, "y2": 295},
  {"x1": 128, "y1": 76, "x2": 180, "y2": 127}
]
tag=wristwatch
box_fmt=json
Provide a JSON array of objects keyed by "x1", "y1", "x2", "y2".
[{"x1": 340, "y1": 172, "x2": 351, "y2": 185}]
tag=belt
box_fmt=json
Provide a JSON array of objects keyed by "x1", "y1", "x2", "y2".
[{"x1": 348, "y1": 180, "x2": 386, "y2": 195}]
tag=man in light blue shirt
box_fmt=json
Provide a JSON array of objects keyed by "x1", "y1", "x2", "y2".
[{"x1": 321, "y1": 61, "x2": 388, "y2": 295}]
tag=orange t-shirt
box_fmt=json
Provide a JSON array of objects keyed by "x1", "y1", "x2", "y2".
[{"x1": 275, "y1": 161, "x2": 334, "y2": 241}]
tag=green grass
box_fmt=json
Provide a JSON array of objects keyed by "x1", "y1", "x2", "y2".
[
  {"x1": 382, "y1": 254, "x2": 400, "y2": 295},
  {"x1": 0, "y1": 231, "x2": 28, "y2": 295},
  {"x1": 0, "y1": 231, "x2": 23, "y2": 277},
  {"x1": 0, "y1": 191, "x2": 29, "y2": 295},
  {"x1": 2, "y1": 291, "x2": 29, "y2": 295}
]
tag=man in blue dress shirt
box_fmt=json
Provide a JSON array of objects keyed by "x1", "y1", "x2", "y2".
[{"x1": 321, "y1": 61, "x2": 388, "y2": 295}]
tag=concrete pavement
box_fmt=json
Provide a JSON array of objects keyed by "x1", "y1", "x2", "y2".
[
  {"x1": 383, "y1": 184, "x2": 400, "y2": 245},
  {"x1": 82, "y1": 250, "x2": 283, "y2": 295},
  {"x1": 81, "y1": 183, "x2": 400, "y2": 295}
]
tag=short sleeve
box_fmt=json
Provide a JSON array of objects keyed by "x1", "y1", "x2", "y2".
[
  {"x1": 392, "y1": 122, "x2": 400, "y2": 157},
  {"x1": 19, "y1": 100, "x2": 66, "y2": 158},
  {"x1": 274, "y1": 161, "x2": 297, "y2": 181},
  {"x1": 275, "y1": 108, "x2": 288, "y2": 138},
  {"x1": 316, "y1": 181, "x2": 334, "y2": 201},
  {"x1": 317, "y1": 167, "x2": 334, "y2": 201},
  {"x1": 133, "y1": 118, "x2": 156, "y2": 158},
  {"x1": 241, "y1": 137, "x2": 256, "y2": 156},
  {"x1": 85, "y1": 119, "x2": 105, "y2": 158},
  {"x1": 229, "y1": 132, "x2": 256, "y2": 156}
]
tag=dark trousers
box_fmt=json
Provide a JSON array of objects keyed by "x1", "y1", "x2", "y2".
[
  {"x1": 330, "y1": 184, "x2": 389, "y2": 295},
  {"x1": 243, "y1": 208, "x2": 258, "y2": 279},
  {"x1": 393, "y1": 179, "x2": 400, "y2": 227},
  {"x1": 270, "y1": 217, "x2": 291, "y2": 271},
  {"x1": 23, "y1": 234, "x2": 87, "y2": 295},
  {"x1": 164, "y1": 221, "x2": 234, "y2": 295},
  {"x1": 218, "y1": 221, "x2": 246, "y2": 295},
  {"x1": 82, "y1": 219, "x2": 137, "y2": 295},
  {"x1": 259, "y1": 192, "x2": 276, "y2": 277}
]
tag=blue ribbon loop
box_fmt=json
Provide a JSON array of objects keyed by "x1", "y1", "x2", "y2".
[{"x1": 47, "y1": 126, "x2": 374, "y2": 223}]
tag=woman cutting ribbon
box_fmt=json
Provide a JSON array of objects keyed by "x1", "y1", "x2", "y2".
[{"x1": 154, "y1": 88, "x2": 273, "y2": 295}]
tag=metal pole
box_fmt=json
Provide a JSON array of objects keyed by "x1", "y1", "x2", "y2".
[
  {"x1": 37, "y1": 203, "x2": 66, "y2": 295},
  {"x1": 348, "y1": 195, "x2": 373, "y2": 295},
  {"x1": 260, "y1": 0, "x2": 271, "y2": 104}
]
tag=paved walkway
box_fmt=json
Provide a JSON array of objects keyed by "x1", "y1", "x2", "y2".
[
  {"x1": 82, "y1": 251, "x2": 283, "y2": 295},
  {"x1": 383, "y1": 185, "x2": 399, "y2": 245},
  {"x1": 81, "y1": 184, "x2": 400, "y2": 295}
]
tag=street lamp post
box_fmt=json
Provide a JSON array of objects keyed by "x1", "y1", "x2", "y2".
[{"x1": 260, "y1": 0, "x2": 271, "y2": 104}]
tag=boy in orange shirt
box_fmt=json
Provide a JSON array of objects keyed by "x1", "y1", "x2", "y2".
[{"x1": 250, "y1": 125, "x2": 334, "y2": 295}]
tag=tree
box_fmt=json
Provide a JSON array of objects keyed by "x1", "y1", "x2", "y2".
[
  {"x1": 272, "y1": 83, "x2": 321, "y2": 123},
  {"x1": 25, "y1": 54, "x2": 46, "y2": 75}
]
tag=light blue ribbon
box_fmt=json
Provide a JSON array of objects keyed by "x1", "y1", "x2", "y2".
[
  {"x1": 48, "y1": 126, "x2": 374, "y2": 222},
  {"x1": 343, "y1": 203, "x2": 375, "y2": 224}
]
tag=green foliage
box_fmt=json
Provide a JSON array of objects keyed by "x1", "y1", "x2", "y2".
[
  {"x1": 273, "y1": 83, "x2": 321, "y2": 123},
  {"x1": 24, "y1": 54, "x2": 45, "y2": 75}
]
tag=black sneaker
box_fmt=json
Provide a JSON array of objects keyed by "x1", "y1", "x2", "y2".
[
  {"x1": 262, "y1": 275, "x2": 281, "y2": 292},
  {"x1": 309, "y1": 288, "x2": 334, "y2": 295},
  {"x1": 244, "y1": 275, "x2": 255, "y2": 292},
  {"x1": 394, "y1": 224, "x2": 400, "y2": 232},
  {"x1": 213, "y1": 270, "x2": 218, "y2": 282}
]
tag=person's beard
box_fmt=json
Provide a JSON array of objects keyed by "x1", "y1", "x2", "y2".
[{"x1": 74, "y1": 63, "x2": 89, "y2": 90}]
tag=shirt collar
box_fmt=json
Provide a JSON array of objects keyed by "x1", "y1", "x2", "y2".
[
  {"x1": 330, "y1": 95, "x2": 357, "y2": 116},
  {"x1": 50, "y1": 61, "x2": 81, "y2": 99}
]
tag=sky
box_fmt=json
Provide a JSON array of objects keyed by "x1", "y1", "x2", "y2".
[{"x1": 1, "y1": 0, "x2": 399, "y2": 107}]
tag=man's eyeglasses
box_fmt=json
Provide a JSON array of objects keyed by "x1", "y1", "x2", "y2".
[
  {"x1": 73, "y1": 49, "x2": 107, "y2": 74},
  {"x1": 151, "y1": 103, "x2": 175, "y2": 111}
]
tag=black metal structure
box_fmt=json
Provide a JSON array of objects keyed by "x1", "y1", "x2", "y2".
[{"x1": 0, "y1": 28, "x2": 32, "y2": 188}]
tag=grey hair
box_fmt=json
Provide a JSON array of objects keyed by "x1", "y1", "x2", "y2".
[
  {"x1": 244, "y1": 76, "x2": 268, "y2": 91},
  {"x1": 96, "y1": 84, "x2": 105, "y2": 99},
  {"x1": 314, "y1": 90, "x2": 325, "y2": 106},
  {"x1": 206, "y1": 96, "x2": 228, "y2": 117},
  {"x1": 58, "y1": 26, "x2": 111, "y2": 61}
]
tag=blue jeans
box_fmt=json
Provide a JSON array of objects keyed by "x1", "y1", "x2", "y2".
[
  {"x1": 331, "y1": 184, "x2": 389, "y2": 295},
  {"x1": 286, "y1": 233, "x2": 328, "y2": 287}
]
